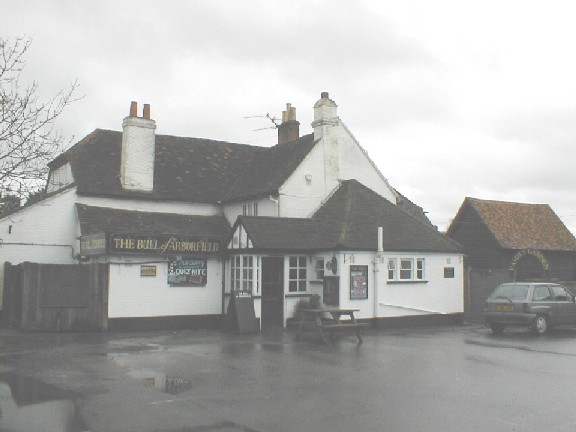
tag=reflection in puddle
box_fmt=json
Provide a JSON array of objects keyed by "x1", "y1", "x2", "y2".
[{"x1": 0, "y1": 372, "x2": 86, "y2": 432}]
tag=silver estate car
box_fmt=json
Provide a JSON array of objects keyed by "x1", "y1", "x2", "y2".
[{"x1": 485, "y1": 282, "x2": 576, "y2": 335}]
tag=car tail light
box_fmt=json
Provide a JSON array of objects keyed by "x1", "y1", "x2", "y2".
[{"x1": 522, "y1": 302, "x2": 529, "y2": 313}]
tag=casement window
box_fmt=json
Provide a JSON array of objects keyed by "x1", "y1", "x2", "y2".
[
  {"x1": 388, "y1": 259, "x2": 397, "y2": 280},
  {"x1": 416, "y1": 258, "x2": 425, "y2": 280},
  {"x1": 242, "y1": 202, "x2": 258, "y2": 216},
  {"x1": 289, "y1": 256, "x2": 307, "y2": 292},
  {"x1": 388, "y1": 257, "x2": 426, "y2": 282},
  {"x1": 315, "y1": 258, "x2": 325, "y2": 280},
  {"x1": 231, "y1": 255, "x2": 260, "y2": 294},
  {"x1": 400, "y1": 259, "x2": 413, "y2": 280}
]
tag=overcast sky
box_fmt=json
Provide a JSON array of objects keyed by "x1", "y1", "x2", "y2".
[{"x1": 2, "y1": 0, "x2": 575, "y2": 234}]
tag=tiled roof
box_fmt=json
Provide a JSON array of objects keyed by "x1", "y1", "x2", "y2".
[
  {"x1": 455, "y1": 197, "x2": 576, "y2": 251},
  {"x1": 55, "y1": 129, "x2": 315, "y2": 204},
  {"x1": 236, "y1": 180, "x2": 462, "y2": 253},
  {"x1": 313, "y1": 180, "x2": 462, "y2": 252},
  {"x1": 75, "y1": 204, "x2": 230, "y2": 238},
  {"x1": 235, "y1": 216, "x2": 326, "y2": 251},
  {"x1": 223, "y1": 134, "x2": 316, "y2": 201},
  {"x1": 394, "y1": 190, "x2": 434, "y2": 226}
]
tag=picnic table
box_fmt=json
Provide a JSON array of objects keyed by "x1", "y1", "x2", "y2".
[{"x1": 294, "y1": 307, "x2": 369, "y2": 344}]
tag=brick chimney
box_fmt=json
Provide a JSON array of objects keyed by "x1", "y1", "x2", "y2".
[
  {"x1": 311, "y1": 92, "x2": 339, "y2": 140},
  {"x1": 277, "y1": 103, "x2": 300, "y2": 144},
  {"x1": 120, "y1": 101, "x2": 156, "y2": 192}
]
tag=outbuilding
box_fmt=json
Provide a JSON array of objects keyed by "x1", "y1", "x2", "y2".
[{"x1": 447, "y1": 197, "x2": 576, "y2": 321}]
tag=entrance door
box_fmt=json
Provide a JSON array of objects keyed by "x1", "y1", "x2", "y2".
[{"x1": 261, "y1": 257, "x2": 284, "y2": 329}]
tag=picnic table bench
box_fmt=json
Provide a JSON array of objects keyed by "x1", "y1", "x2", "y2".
[{"x1": 294, "y1": 308, "x2": 369, "y2": 345}]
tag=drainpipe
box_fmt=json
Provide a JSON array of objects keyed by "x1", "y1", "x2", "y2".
[
  {"x1": 373, "y1": 227, "x2": 384, "y2": 324},
  {"x1": 222, "y1": 258, "x2": 227, "y2": 316},
  {"x1": 269, "y1": 195, "x2": 279, "y2": 217}
]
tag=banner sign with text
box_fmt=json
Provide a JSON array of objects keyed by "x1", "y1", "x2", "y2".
[
  {"x1": 167, "y1": 259, "x2": 207, "y2": 286},
  {"x1": 80, "y1": 233, "x2": 221, "y2": 256},
  {"x1": 80, "y1": 233, "x2": 107, "y2": 256}
]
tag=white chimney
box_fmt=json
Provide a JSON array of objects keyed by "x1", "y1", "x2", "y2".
[
  {"x1": 311, "y1": 92, "x2": 339, "y2": 140},
  {"x1": 120, "y1": 101, "x2": 156, "y2": 192}
]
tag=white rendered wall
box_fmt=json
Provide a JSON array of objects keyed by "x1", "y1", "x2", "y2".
[
  {"x1": 376, "y1": 253, "x2": 464, "y2": 318},
  {"x1": 279, "y1": 123, "x2": 397, "y2": 218},
  {"x1": 336, "y1": 122, "x2": 396, "y2": 203},
  {"x1": 0, "y1": 188, "x2": 79, "y2": 264},
  {"x1": 222, "y1": 197, "x2": 278, "y2": 225},
  {"x1": 107, "y1": 257, "x2": 223, "y2": 318},
  {"x1": 77, "y1": 195, "x2": 220, "y2": 216},
  {"x1": 46, "y1": 163, "x2": 73, "y2": 193},
  {"x1": 313, "y1": 252, "x2": 464, "y2": 320}
]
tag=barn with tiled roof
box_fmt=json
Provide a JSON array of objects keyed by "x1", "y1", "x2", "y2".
[{"x1": 448, "y1": 197, "x2": 576, "y2": 280}]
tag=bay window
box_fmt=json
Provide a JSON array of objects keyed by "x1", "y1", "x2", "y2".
[{"x1": 231, "y1": 255, "x2": 260, "y2": 294}]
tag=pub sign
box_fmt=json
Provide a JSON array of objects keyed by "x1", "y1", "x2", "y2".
[{"x1": 80, "y1": 233, "x2": 221, "y2": 256}]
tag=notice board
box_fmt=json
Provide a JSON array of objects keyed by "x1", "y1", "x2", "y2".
[
  {"x1": 167, "y1": 259, "x2": 207, "y2": 286},
  {"x1": 225, "y1": 291, "x2": 258, "y2": 334}
]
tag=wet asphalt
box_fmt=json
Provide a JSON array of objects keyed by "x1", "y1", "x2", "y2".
[{"x1": 2, "y1": 323, "x2": 576, "y2": 432}]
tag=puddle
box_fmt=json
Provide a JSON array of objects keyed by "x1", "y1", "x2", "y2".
[
  {"x1": 0, "y1": 372, "x2": 87, "y2": 432},
  {"x1": 125, "y1": 368, "x2": 193, "y2": 395}
]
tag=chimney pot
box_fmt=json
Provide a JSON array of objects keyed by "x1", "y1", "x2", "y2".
[
  {"x1": 129, "y1": 101, "x2": 137, "y2": 117},
  {"x1": 278, "y1": 102, "x2": 299, "y2": 144},
  {"x1": 321, "y1": 92, "x2": 329, "y2": 99},
  {"x1": 143, "y1": 104, "x2": 151, "y2": 120}
]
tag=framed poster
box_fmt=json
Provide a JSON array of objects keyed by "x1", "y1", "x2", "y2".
[
  {"x1": 167, "y1": 259, "x2": 207, "y2": 286},
  {"x1": 350, "y1": 265, "x2": 368, "y2": 300}
]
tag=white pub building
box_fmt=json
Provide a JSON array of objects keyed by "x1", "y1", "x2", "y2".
[{"x1": 0, "y1": 93, "x2": 464, "y2": 331}]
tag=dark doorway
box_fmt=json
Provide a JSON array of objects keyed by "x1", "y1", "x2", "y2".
[{"x1": 261, "y1": 257, "x2": 284, "y2": 329}]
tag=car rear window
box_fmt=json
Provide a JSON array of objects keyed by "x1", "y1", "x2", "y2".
[{"x1": 488, "y1": 284, "x2": 530, "y2": 300}]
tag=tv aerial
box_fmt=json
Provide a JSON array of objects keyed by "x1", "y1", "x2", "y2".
[{"x1": 244, "y1": 113, "x2": 280, "y2": 131}]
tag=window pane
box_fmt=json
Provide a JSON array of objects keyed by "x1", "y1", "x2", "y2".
[
  {"x1": 532, "y1": 286, "x2": 552, "y2": 302},
  {"x1": 400, "y1": 259, "x2": 412, "y2": 279},
  {"x1": 289, "y1": 281, "x2": 297, "y2": 292},
  {"x1": 416, "y1": 259, "x2": 424, "y2": 279},
  {"x1": 388, "y1": 259, "x2": 396, "y2": 280},
  {"x1": 289, "y1": 256, "x2": 297, "y2": 267}
]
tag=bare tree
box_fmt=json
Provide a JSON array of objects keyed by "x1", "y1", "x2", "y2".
[{"x1": 0, "y1": 36, "x2": 80, "y2": 204}]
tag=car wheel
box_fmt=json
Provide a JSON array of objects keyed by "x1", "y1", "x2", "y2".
[
  {"x1": 490, "y1": 324, "x2": 504, "y2": 334},
  {"x1": 532, "y1": 315, "x2": 548, "y2": 335}
]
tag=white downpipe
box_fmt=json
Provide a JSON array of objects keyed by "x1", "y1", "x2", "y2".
[{"x1": 374, "y1": 227, "x2": 384, "y2": 319}]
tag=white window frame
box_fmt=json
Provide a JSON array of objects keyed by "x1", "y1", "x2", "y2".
[
  {"x1": 315, "y1": 258, "x2": 325, "y2": 280},
  {"x1": 288, "y1": 255, "x2": 307, "y2": 292},
  {"x1": 400, "y1": 258, "x2": 413, "y2": 280},
  {"x1": 388, "y1": 257, "x2": 426, "y2": 282},
  {"x1": 388, "y1": 259, "x2": 397, "y2": 280},
  {"x1": 242, "y1": 202, "x2": 259, "y2": 216},
  {"x1": 230, "y1": 255, "x2": 260, "y2": 294},
  {"x1": 416, "y1": 258, "x2": 425, "y2": 280}
]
